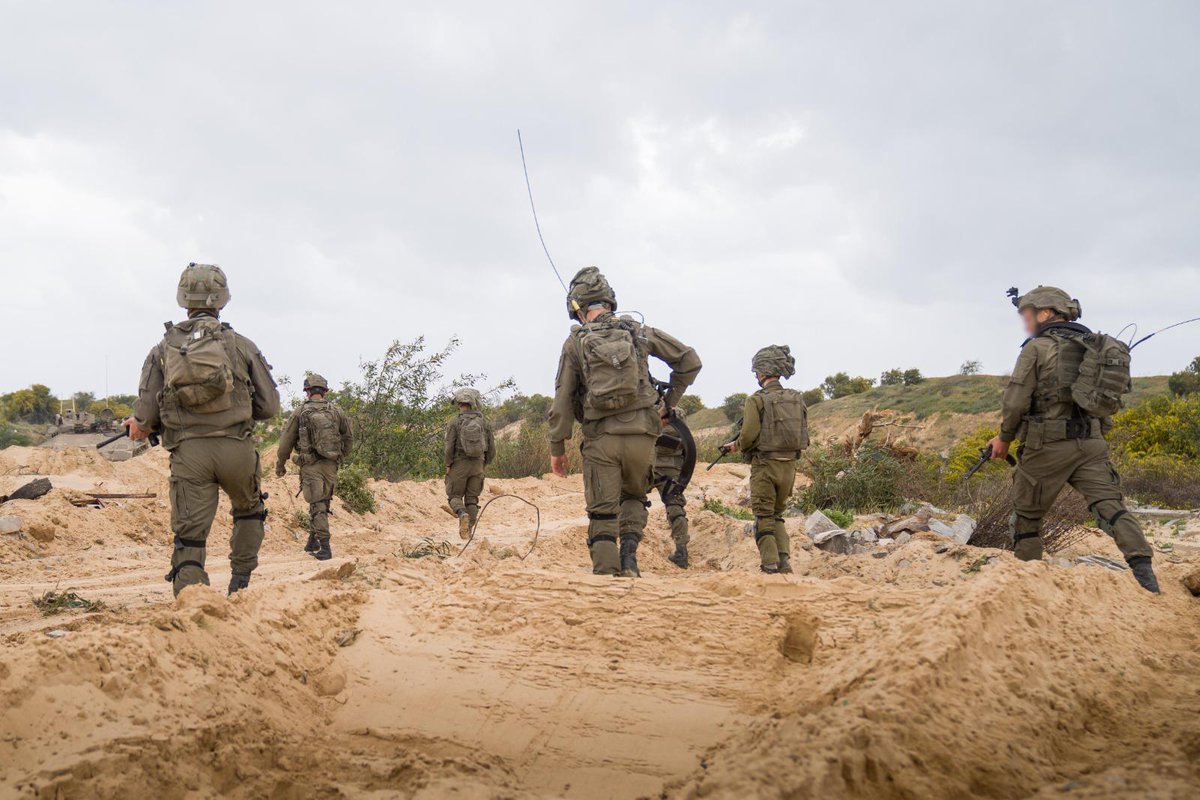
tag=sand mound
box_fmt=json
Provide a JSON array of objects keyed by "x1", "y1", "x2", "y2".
[{"x1": 2, "y1": 446, "x2": 1199, "y2": 798}]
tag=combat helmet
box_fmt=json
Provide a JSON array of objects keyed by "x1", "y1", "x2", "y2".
[
  {"x1": 453, "y1": 388, "x2": 482, "y2": 409},
  {"x1": 1013, "y1": 286, "x2": 1082, "y2": 321},
  {"x1": 566, "y1": 266, "x2": 617, "y2": 320},
  {"x1": 303, "y1": 374, "x2": 329, "y2": 393},
  {"x1": 177, "y1": 263, "x2": 231, "y2": 311},
  {"x1": 752, "y1": 345, "x2": 796, "y2": 379}
]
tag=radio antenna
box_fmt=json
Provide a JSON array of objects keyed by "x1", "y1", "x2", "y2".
[
  {"x1": 1130, "y1": 316, "x2": 1200, "y2": 350},
  {"x1": 517, "y1": 129, "x2": 569, "y2": 294}
]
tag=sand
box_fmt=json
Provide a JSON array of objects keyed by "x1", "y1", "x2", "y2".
[{"x1": 2, "y1": 443, "x2": 1199, "y2": 799}]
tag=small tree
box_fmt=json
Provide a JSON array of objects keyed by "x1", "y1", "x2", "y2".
[
  {"x1": 821, "y1": 373, "x2": 875, "y2": 399},
  {"x1": 802, "y1": 388, "x2": 824, "y2": 407},
  {"x1": 722, "y1": 393, "x2": 749, "y2": 422},
  {"x1": 880, "y1": 369, "x2": 905, "y2": 387},
  {"x1": 902, "y1": 368, "x2": 924, "y2": 386},
  {"x1": 677, "y1": 395, "x2": 705, "y2": 416},
  {"x1": 960, "y1": 360, "x2": 983, "y2": 376},
  {"x1": 1168, "y1": 356, "x2": 1200, "y2": 397}
]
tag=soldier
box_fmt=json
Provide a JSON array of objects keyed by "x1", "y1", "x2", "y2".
[
  {"x1": 987, "y1": 286, "x2": 1160, "y2": 593},
  {"x1": 653, "y1": 418, "x2": 691, "y2": 568},
  {"x1": 126, "y1": 263, "x2": 280, "y2": 596},
  {"x1": 444, "y1": 389, "x2": 496, "y2": 539},
  {"x1": 276, "y1": 374, "x2": 354, "y2": 561},
  {"x1": 723, "y1": 346, "x2": 808, "y2": 574},
  {"x1": 549, "y1": 267, "x2": 702, "y2": 577}
]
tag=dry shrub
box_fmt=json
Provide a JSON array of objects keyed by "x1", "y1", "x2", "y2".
[
  {"x1": 1117, "y1": 456, "x2": 1200, "y2": 509},
  {"x1": 489, "y1": 422, "x2": 582, "y2": 479},
  {"x1": 963, "y1": 471, "x2": 1093, "y2": 553}
]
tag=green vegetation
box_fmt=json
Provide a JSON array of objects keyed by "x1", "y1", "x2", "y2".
[
  {"x1": 822, "y1": 508, "x2": 855, "y2": 529},
  {"x1": 960, "y1": 360, "x2": 982, "y2": 375},
  {"x1": 1110, "y1": 394, "x2": 1200, "y2": 507},
  {"x1": 821, "y1": 372, "x2": 875, "y2": 399},
  {"x1": 1168, "y1": 356, "x2": 1200, "y2": 397},
  {"x1": 676, "y1": 395, "x2": 705, "y2": 415},
  {"x1": 801, "y1": 387, "x2": 824, "y2": 406},
  {"x1": 701, "y1": 496, "x2": 753, "y2": 520},
  {"x1": 400, "y1": 537, "x2": 455, "y2": 559},
  {"x1": 722, "y1": 393, "x2": 748, "y2": 422},
  {"x1": 34, "y1": 589, "x2": 106, "y2": 616},
  {"x1": 1, "y1": 384, "x2": 57, "y2": 425},
  {"x1": 880, "y1": 368, "x2": 925, "y2": 387},
  {"x1": 291, "y1": 510, "x2": 312, "y2": 533},
  {"x1": 798, "y1": 442, "x2": 905, "y2": 513},
  {"x1": 336, "y1": 462, "x2": 377, "y2": 514}
]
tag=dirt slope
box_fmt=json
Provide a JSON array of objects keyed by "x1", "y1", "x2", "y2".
[{"x1": 2, "y1": 444, "x2": 1199, "y2": 799}]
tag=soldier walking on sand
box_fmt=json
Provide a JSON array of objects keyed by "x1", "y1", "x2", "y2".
[
  {"x1": 276, "y1": 374, "x2": 354, "y2": 561},
  {"x1": 127, "y1": 263, "x2": 280, "y2": 596},
  {"x1": 653, "y1": 418, "x2": 691, "y2": 569},
  {"x1": 723, "y1": 346, "x2": 808, "y2": 574},
  {"x1": 987, "y1": 286, "x2": 1160, "y2": 593},
  {"x1": 549, "y1": 267, "x2": 701, "y2": 577},
  {"x1": 444, "y1": 389, "x2": 496, "y2": 539}
]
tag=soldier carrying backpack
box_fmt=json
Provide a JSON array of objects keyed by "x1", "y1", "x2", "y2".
[
  {"x1": 277, "y1": 373, "x2": 354, "y2": 560},
  {"x1": 722, "y1": 345, "x2": 808, "y2": 574},
  {"x1": 126, "y1": 263, "x2": 280, "y2": 597},
  {"x1": 548, "y1": 267, "x2": 702, "y2": 577},
  {"x1": 986, "y1": 286, "x2": 1160, "y2": 593},
  {"x1": 444, "y1": 388, "x2": 495, "y2": 539}
]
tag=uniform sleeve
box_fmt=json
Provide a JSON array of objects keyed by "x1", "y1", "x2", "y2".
[
  {"x1": 485, "y1": 420, "x2": 496, "y2": 466},
  {"x1": 339, "y1": 408, "x2": 354, "y2": 459},
  {"x1": 240, "y1": 336, "x2": 281, "y2": 421},
  {"x1": 737, "y1": 394, "x2": 763, "y2": 453},
  {"x1": 999, "y1": 342, "x2": 1038, "y2": 442},
  {"x1": 444, "y1": 418, "x2": 458, "y2": 467},
  {"x1": 643, "y1": 326, "x2": 702, "y2": 409},
  {"x1": 133, "y1": 345, "x2": 164, "y2": 431},
  {"x1": 548, "y1": 336, "x2": 582, "y2": 457},
  {"x1": 277, "y1": 412, "x2": 300, "y2": 464}
]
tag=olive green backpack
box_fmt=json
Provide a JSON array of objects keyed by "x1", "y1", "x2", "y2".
[{"x1": 758, "y1": 389, "x2": 809, "y2": 456}]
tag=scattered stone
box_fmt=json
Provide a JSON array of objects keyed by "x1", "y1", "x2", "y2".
[
  {"x1": 927, "y1": 519, "x2": 955, "y2": 540},
  {"x1": 917, "y1": 503, "x2": 946, "y2": 517},
  {"x1": 872, "y1": 551, "x2": 889, "y2": 559},
  {"x1": 1076, "y1": 555, "x2": 1129, "y2": 572},
  {"x1": 812, "y1": 530, "x2": 851, "y2": 555},
  {"x1": 26, "y1": 522, "x2": 56, "y2": 543},
  {"x1": 804, "y1": 511, "x2": 842, "y2": 536},
  {"x1": 1183, "y1": 569, "x2": 1200, "y2": 597},
  {"x1": 895, "y1": 532, "x2": 912, "y2": 545},
  {"x1": 881, "y1": 516, "x2": 929, "y2": 537},
  {"x1": 1048, "y1": 557, "x2": 1074, "y2": 569},
  {"x1": 877, "y1": 538, "x2": 895, "y2": 547},
  {"x1": 897, "y1": 559, "x2": 912, "y2": 569},
  {"x1": 314, "y1": 668, "x2": 347, "y2": 697},
  {"x1": 850, "y1": 528, "x2": 877, "y2": 544},
  {"x1": 45, "y1": 629, "x2": 68, "y2": 638},
  {"x1": 1, "y1": 478, "x2": 52, "y2": 503},
  {"x1": 0, "y1": 516, "x2": 22, "y2": 535},
  {"x1": 950, "y1": 514, "x2": 976, "y2": 544},
  {"x1": 934, "y1": 542, "x2": 952, "y2": 554}
]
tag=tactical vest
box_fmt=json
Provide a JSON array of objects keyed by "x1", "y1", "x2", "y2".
[
  {"x1": 158, "y1": 318, "x2": 253, "y2": 433},
  {"x1": 299, "y1": 401, "x2": 344, "y2": 461},
  {"x1": 457, "y1": 412, "x2": 488, "y2": 459},
  {"x1": 573, "y1": 317, "x2": 658, "y2": 421},
  {"x1": 755, "y1": 387, "x2": 808, "y2": 458}
]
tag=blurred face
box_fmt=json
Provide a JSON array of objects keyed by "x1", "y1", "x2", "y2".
[{"x1": 1020, "y1": 307, "x2": 1057, "y2": 336}]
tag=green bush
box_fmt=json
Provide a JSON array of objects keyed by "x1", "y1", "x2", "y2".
[
  {"x1": 701, "y1": 496, "x2": 753, "y2": 520},
  {"x1": 822, "y1": 508, "x2": 855, "y2": 529},
  {"x1": 722, "y1": 393, "x2": 748, "y2": 422},
  {"x1": 336, "y1": 462, "x2": 377, "y2": 514},
  {"x1": 1116, "y1": 456, "x2": 1200, "y2": 509},
  {"x1": 1168, "y1": 356, "x2": 1200, "y2": 396},
  {"x1": 489, "y1": 422, "x2": 583, "y2": 479},
  {"x1": 802, "y1": 388, "x2": 824, "y2": 406},
  {"x1": 0, "y1": 417, "x2": 30, "y2": 449},
  {"x1": 677, "y1": 395, "x2": 705, "y2": 415},
  {"x1": 821, "y1": 373, "x2": 875, "y2": 399},
  {"x1": 799, "y1": 442, "x2": 904, "y2": 513}
]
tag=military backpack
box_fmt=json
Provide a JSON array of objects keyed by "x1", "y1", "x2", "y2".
[
  {"x1": 757, "y1": 388, "x2": 809, "y2": 457},
  {"x1": 458, "y1": 413, "x2": 488, "y2": 459},
  {"x1": 1071, "y1": 333, "x2": 1132, "y2": 417},
  {"x1": 161, "y1": 318, "x2": 236, "y2": 414},
  {"x1": 575, "y1": 318, "x2": 649, "y2": 416},
  {"x1": 300, "y1": 403, "x2": 344, "y2": 461}
]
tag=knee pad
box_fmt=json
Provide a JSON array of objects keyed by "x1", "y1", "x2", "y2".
[
  {"x1": 754, "y1": 517, "x2": 777, "y2": 543},
  {"x1": 1089, "y1": 499, "x2": 1129, "y2": 535},
  {"x1": 1009, "y1": 510, "x2": 1041, "y2": 537}
]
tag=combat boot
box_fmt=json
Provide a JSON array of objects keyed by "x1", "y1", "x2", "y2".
[
  {"x1": 314, "y1": 538, "x2": 333, "y2": 561},
  {"x1": 668, "y1": 542, "x2": 689, "y2": 569},
  {"x1": 228, "y1": 573, "x2": 251, "y2": 595},
  {"x1": 458, "y1": 511, "x2": 471, "y2": 540},
  {"x1": 304, "y1": 533, "x2": 320, "y2": 553},
  {"x1": 1128, "y1": 556, "x2": 1160, "y2": 594},
  {"x1": 760, "y1": 564, "x2": 780, "y2": 574},
  {"x1": 619, "y1": 536, "x2": 641, "y2": 578},
  {"x1": 778, "y1": 553, "x2": 793, "y2": 574}
]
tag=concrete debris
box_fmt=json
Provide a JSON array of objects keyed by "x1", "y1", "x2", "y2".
[
  {"x1": 0, "y1": 516, "x2": 22, "y2": 535},
  {"x1": 1075, "y1": 555, "x2": 1129, "y2": 572}
]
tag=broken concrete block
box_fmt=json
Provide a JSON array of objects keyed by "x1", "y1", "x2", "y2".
[
  {"x1": 0, "y1": 516, "x2": 22, "y2": 534},
  {"x1": 804, "y1": 510, "x2": 842, "y2": 536}
]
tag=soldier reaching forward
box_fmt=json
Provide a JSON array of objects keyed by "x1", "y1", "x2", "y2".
[
  {"x1": 549, "y1": 267, "x2": 702, "y2": 577},
  {"x1": 276, "y1": 374, "x2": 354, "y2": 561},
  {"x1": 724, "y1": 346, "x2": 808, "y2": 574},
  {"x1": 127, "y1": 263, "x2": 280, "y2": 596}
]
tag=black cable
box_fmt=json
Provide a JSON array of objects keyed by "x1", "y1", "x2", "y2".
[
  {"x1": 1130, "y1": 316, "x2": 1200, "y2": 350},
  {"x1": 455, "y1": 493, "x2": 542, "y2": 561},
  {"x1": 517, "y1": 129, "x2": 568, "y2": 294}
]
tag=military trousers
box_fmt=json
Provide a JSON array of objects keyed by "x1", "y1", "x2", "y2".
[
  {"x1": 301, "y1": 458, "x2": 339, "y2": 541},
  {"x1": 750, "y1": 457, "x2": 796, "y2": 568},
  {"x1": 446, "y1": 458, "x2": 485, "y2": 523},
  {"x1": 656, "y1": 482, "x2": 690, "y2": 546},
  {"x1": 582, "y1": 433, "x2": 656, "y2": 575},
  {"x1": 167, "y1": 436, "x2": 266, "y2": 596},
  {"x1": 1011, "y1": 436, "x2": 1153, "y2": 562}
]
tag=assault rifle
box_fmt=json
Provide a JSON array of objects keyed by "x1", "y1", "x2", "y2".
[
  {"x1": 707, "y1": 416, "x2": 743, "y2": 471},
  {"x1": 964, "y1": 442, "x2": 1016, "y2": 480},
  {"x1": 96, "y1": 427, "x2": 160, "y2": 450}
]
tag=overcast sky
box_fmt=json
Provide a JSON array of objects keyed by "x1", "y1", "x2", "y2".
[{"x1": 2, "y1": 1, "x2": 1197, "y2": 407}]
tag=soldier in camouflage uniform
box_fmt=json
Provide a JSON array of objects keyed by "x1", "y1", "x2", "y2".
[
  {"x1": 987, "y1": 286, "x2": 1159, "y2": 593},
  {"x1": 445, "y1": 389, "x2": 496, "y2": 539},
  {"x1": 127, "y1": 264, "x2": 280, "y2": 596},
  {"x1": 653, "y1": 419, "x2": 691, "y2": 568},
  {"x1": 549, "y1": 267, "x2": 702, "y2": 577},
  {"x1": 724, "y1": 346, "x2": 808, "y2": 574},
  {"x1": 276, "y1": 373, "x2": 354, "y2": 561}
]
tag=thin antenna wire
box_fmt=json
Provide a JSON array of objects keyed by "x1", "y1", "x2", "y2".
[
  {"x1": 1130, "y1": 316, "x2": 1200, "y2": 350},
  {"x1": 517, "y1": 129, "x2": 568, "y2": 293}
]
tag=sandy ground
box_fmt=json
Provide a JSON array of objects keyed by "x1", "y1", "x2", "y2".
[{"x1": 1, "y1": 444, "x2": 1199, "y2": 799}]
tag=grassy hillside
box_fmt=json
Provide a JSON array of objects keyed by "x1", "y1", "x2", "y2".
[{"x1": 804, "y1": 374, "x2": 1170, "y2": 453}]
